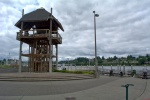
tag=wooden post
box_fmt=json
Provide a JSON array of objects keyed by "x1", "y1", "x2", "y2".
[
  {"x1": 131, "y1": 65, "x2": 133, "y2": 73},
  {"x1": 49, "y1": 8, "x2": 53, "y2": 73},
  {"x1": 117, "y1": 65, "x2": 119, "y2": 73},
  {"x1": 36, "y1": 40, "x2": 37, "y2": 72},
  {"x1": 120, "y1": 66, "x2": 121, "y2": 72},
  {"x1": 31, "y1": 46, "x2": 33, "y2": 72},
  {"x1": 111, "y1": 65, "x2": 112, "y2": 70},
  {"x1": 28, "y1": 45, "x2": 30, "y2": 72},
  {"x1": 29, "y1": 46, "x2": 31, "y2": 72},
  {"x1": 123, "y1": 65, "x2": 125, "y2": 75},
  {"x1": 52, "y1": 44, "x2": 53, "y2": 68},
  {"x1": 46, "y1": 45, "x2": 48, "y2": 72},
  {"x1": 19, "y1": 9, "x2": 24, "y2": 73},
  {"x1": 56, "y1": 44, "x2": 58, "y2": 70},
  {"x1": 102, "y1": 65, "x2": 103, "y2": 74}
]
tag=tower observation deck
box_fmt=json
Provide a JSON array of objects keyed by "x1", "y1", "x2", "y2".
[{"x1": 15, "y1": 8, "x2": 64, "y2": 72}]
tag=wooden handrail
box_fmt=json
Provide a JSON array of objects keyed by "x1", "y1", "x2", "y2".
[
  {"x1": 16, "y1": 29, "x2": 62, "y2": 43},
  {"x1": 20, "y1": 29, "x2": 58, "y2": 32}
]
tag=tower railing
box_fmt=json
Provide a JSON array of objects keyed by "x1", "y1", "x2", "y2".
[{"x1": 16, "y1": 29, "x2": 62, "y2": 43}]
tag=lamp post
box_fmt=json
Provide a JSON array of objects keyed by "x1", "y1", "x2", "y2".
[
  {"x1": 93, "y1": 11, "x2": 99, "y2": 78},
  {"x1": 121, "y1": 84, "x2": 134, "y2": 100}
]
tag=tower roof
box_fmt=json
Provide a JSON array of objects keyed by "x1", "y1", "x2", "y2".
[{"x1": 15, "y1": 8, "x2": 64, "y2": 31}]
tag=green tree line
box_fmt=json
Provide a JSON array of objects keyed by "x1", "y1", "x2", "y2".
[{"x1": 58, "y1": 54, "x2": 150, "y2": 66}]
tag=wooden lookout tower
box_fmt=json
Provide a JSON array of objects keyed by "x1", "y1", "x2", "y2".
[{"x1": 15, "y1": 7, "x2": 64, "y2": 72}]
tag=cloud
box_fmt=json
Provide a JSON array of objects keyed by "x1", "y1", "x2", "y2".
[{"x1": 0, "y1": 0, "x2": 150, "y2": 60}]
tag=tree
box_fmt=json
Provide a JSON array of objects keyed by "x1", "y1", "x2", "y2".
[
  {"x1": 147, "y1": 56, "x2": 150, "y2": 64},
  {"x1": 3, "y1": 59, "x2": 6, "y2": 62},
  {"x1": 97, "y1": 56, "x2": 103, "y2": 65},
  {"x1": 146, "y1": 54, "x2": 149, "y2": 58},
  {"x1": 127, "y1": 55, "x2": 133, "y2": 60},
  {"x1": 138, "y1": 58, "x2": 146, "y2": 65},
  {"x1": 107, "y1": 57, "x2": 113, "y2": 62},
  {"x1": 113, "y1": 56, "x2": 117, "y2": 60},
  {"x1": 118, "y1": 58, "x2": 121, "y2": 65},
  {"x1": 102, "y1": 56, "x2": 105, "y2": 60}
]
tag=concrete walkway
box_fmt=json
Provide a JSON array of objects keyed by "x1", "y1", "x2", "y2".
[{"x1": 0, "y1": 76, "x2": 149, "y2": 100}]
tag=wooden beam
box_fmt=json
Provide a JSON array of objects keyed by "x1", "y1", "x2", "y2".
[{"x1": 49, "y1": 8, "x2": 53, "y2": 73}]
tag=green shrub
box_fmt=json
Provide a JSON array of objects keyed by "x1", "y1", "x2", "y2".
[
  {"x1": 74, "y1": 71, "x2": 83, "y2": 74},
  {"x1": 0, "y1": 65, "x2": 12, "y2": 69}
]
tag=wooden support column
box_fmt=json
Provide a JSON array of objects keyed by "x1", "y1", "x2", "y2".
[
  {"x1": 33, "y1": 42, "x2": 36, "y2": 72},
  {"x1": 56, "y1": 44, "x2": 58, "y2": 70},
  {"x1": 35, "y1": 40, "x2": 37, "y2": 72},
  {"x1": 52, "y1": 45, "x2": 53, "y2": 69},
  {"x1": 19, "y1": 9, "x2": 24, "y2": 73},
  {"x1": 49, "y1": 8, "x2": 53, "y2": 73},
  {"x1": 28, "y1": 45, "x2": 30, "y2": 72},
  {"x1": 31, "y1": 46, "x2": 33, "y2": 72},
  {"x1": 46, "y1": 45, "x2": 48, "y2": 72},
  {"x1": 19, "y1": 42, "x2": 22, "y2": 73}
]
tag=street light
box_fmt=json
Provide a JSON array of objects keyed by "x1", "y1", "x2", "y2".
[{"x1": 93, "y1": 11, "x2": 99, "y2": 78}]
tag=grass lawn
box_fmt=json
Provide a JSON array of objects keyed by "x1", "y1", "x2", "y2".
[{"x1": 0, "y1": 65, "x2": 12, "y2": 69}]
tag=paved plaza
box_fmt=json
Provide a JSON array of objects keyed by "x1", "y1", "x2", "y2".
[{"x1": 0, "y1": 75, "x2": 149, "y2": 100}]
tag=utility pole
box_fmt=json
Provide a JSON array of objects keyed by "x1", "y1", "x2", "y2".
[{"x1": 93, "y1": 11, "x2": 99, "y2": 78}]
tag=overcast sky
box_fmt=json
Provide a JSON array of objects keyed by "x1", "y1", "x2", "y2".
[{"x1": 0, "y1": 0, "x2": 150, "y2": 61}]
